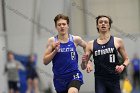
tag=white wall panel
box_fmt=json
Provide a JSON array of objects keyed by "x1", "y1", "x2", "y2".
[{"x1": 0, "y1": 34, "x2": 7, "y2": 93}]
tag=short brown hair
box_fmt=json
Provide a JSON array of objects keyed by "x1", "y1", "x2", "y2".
[{"x1": 54, "y1": 14, "x2": 69, "y2": 27}]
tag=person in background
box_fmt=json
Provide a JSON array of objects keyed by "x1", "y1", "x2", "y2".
[
  {"x1": 5, "y1": 51, "x2": 25, "y2": 93},
  {"x1": 118, "y1": 55, "x2": 127, "y2": 89},
  {"x1": 131, "y1": 53, "x2": 140, "y2": 89},
  {"x1": 26, "y1": 54, "x2": 39, "y2": 93},
  {"x1": 14, "y1": 53, "x2": 40, "y2": 93}
]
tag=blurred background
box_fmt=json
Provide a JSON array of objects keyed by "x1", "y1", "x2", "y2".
[{"x1": 0, "y1": 0, "x2": 140, "y2": 93}]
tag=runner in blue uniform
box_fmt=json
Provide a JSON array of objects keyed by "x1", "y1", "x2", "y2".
[
  {"x1": 82, "y1": 15, "x2": 130, "y2": 93},
  {"x1": 43, "y1": 14, "x2": 93, "y2": 93}
]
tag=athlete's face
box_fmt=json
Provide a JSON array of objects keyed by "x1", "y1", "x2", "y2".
[
  {"x1": 97, "y1": 17, "x2": 110, "y2": 33},
  {"x1": 56, "y1": 19, "x2": 69, "y2": 35}
]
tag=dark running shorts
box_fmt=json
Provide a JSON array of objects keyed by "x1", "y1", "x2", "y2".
[
  {"x1": 95, "y1": 77, "x2": 121, "y2": 93},
  {"x1": 56, "y1": 80, "x2": 82, "y2": 93},
  {"x1": 8, "y1": 81, "x2": 20, "y2": 91}
]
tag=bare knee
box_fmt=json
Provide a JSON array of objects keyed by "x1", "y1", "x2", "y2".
[{"x1": 68, "y1": 87, "x2": 78, "y2": 93}]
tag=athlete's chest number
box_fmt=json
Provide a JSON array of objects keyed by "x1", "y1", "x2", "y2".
[
  {"x1": 71, "y1": 52, "x2": 76, "y2": 60},
  {"x1": 109, "y1": 54, "x2": 115, "y2": 63}
]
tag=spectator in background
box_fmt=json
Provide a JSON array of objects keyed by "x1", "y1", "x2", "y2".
[
  {"x1": 131, "y1": 53, "x2": 140, "y2": 89},
  {"x1": 118, "y1": 55, "x2": 133, "y2": 93},
  {"x1": 5, "y1": 51, "x2": 25, "y2": 93},
  {"x1": 26, "y1": 54, "x2": 39, "y2": 93},
  {"x1": 14, "y1": 53, "x2": 40, "y2": 93},
  {"x1": 118, "y1": 55, "x2": 127, "y2": 88}
]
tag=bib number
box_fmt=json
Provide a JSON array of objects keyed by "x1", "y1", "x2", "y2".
[
  {"x1": 71, "y1": 52, "x2": 76, "y2": 60},
  {"x1": 109, "y1": 54, "x2": 115, "y2": 63}
]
